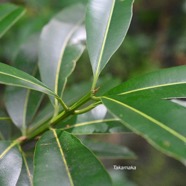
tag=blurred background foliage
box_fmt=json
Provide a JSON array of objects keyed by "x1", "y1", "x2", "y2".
[{"x1": 0, "y1": 0, "x2": 186, "y2": 185}]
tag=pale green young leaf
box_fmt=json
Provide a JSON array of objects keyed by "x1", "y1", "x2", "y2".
[
  {"x1": 34, "y1": 130, "x2": 112, "y2": 186},
  {"x1": 86, "y1": 0, "x2": 134, "y2": 88},
  {"x1": 0, "y1": 3, "x2": 25, "y2": 38}
]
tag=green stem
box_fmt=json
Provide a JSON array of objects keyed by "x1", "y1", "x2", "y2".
[
  {"x1": 57, "y1": 97, "x2": 69, "y2": 111},
  {"x1": 27, "y1": 91, "x2": 94, "y2": 140},
  {"x1": 74, "y1": 101, "x2": 101, "y2": 115}
]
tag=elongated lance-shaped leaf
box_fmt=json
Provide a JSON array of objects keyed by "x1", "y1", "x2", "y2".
[
  {"x1": 39, "y1": 4, "x2": 85, "y2": 106},
  {"x1": 5, "y1": 36, "x2": 44, "y2": 132},
  {"x1": 86, "y1": 0, "x2": 134, "y2": 88},
  {"x1": 102, "y1": 95, "x2": 186, "y2": 163},
  {"x1": 0, "y1": 141, "x2": 22, "y2": 186},
  {"x1": 0, "y1": 3, "x2": 25, "y2": 38},
  {"x1": 58, "y1": 26, "x2": 86, "y2": 98},
  {"x1": 34, "y1": 130, "x2": 112, "y2": 186},
  {"x1": 106, "y1": 65, "x2": 186, "y2": 99},
  {"x1": 0, "y1": 62, "x2": 58, "y2": 98}
]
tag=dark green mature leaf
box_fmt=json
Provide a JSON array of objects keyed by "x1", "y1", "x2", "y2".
[
  {"x1": 106, "y1": 65, "x2": 186, "y2": 99},
  {"x1": 56, "y1": 105, "x2": 130, "y2": 134},
  {"x1": 102, "y1": 95, "x2": 186, "y2": 162},
  {"x1": 58, "y1": 26, "x2": 86, "y2": 98},
  {"x1": 39, "y1": 4, "x2": 85, "y2": 106},
  {"x1": 0, "y1": 3, "x2": 25, "y2": 38},
  {"x1": 5, "y1": 38, "x2": 44, "y2": 131},
  {"x1": 0, "y1": 141, "x2": 22, "y2": 186},
  {"x1": 5, "y1": 88, "x2": 27, "y2": 132},
  {"x1": 34, "y1": 130, "x2": 112, "y2": 186},
  {"x1": 0, "y1": 111, "x2": 11, "y2": 140},
  {"x1": 0, "y1": 62, "x2": 58, "y2": 98},
  {"x1": 86, "y1": 0, "x2": 134, "y2": 87},
  {"x1": 82, "y1": 140, "x2": 136, "y2": 159},
  {"x1": 16, "y1": 147, "x2": 33, "y2": 186}
]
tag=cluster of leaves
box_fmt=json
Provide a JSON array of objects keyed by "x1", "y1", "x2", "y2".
[{"x1": 0, "y1": 1, "x2": 186, "y2": 185}]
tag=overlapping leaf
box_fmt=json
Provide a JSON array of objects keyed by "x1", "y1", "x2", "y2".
[
  {"x1": 0, "y1": 62, "x2": 57, "y2": 98},
  {"x1": 82, "y1": 140, "x2": 136, "y2": 159},
  {"x1": 86, "y1": 0, "x2": 134, "y2": 87},
  {"x1": 0, "y1": 3, "x2": 25, "y2": 38},
  {"x1": 106, "y1": 65, "x2": 186, "y2": 99},
  {"x1": 39, "y1": 4, "x2": 86, "y2": 106},
  {"x1": 34, "y1": 130, "x2": 112, "y2": 186},
  {"x1": 0, "y1": 142, "x2": 33, "y2": 186},
  {"x1": 0, "y1": 141, "x2": 22, "y2": 186},
  {"x1": 102, "y1": 95, "x2": 186, "y2": 162},
  {"x1": 5, "y1": 36, "x2": 44, "y2": 132},
  {"x1": 56, "y1": 104, "x2": 130, "y2": 134}
]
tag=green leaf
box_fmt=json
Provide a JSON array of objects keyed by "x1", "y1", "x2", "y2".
[
  {"x1": 106, "y1": 65, "x2": 186, "y2": 99},
  {"x1": 0, "y1": 141, "x2": 22, "y2": 186},
  {"x1": 58, "y1": 26, "x2": 86, "y2": 98},
  {"x1": 0, "y1": 112, "x2": 11, "y2": 140},
  {"x1": 16, "y1": 146, "x2": 33, "y2": 186},
  {"x1": 29, "y1": 102, "x2": 54, "y2": 131},
  {"x1": 34, "y1": 130, "x2": 112, "y2": 186},
  {"x1": 0, "y1": 3, "x2": 25, "y2": 38},
  {"x1": 5, "y1": 40, "x2": 44, "y2": 132},
  {"x1": 102, "y1": 95, "x2": 186, "y2": 162},
  {"x1": 86, "y1": 0, "x2": 134, "y2": 88},
  {"x1": 5, "y1": 88, "x2": 28, "y2": 132},
  {"x1": 56, "y1": 105, "x2": 130, "y2": 134},
  {"x1": 0, "y1": 62, "x2": 58, "y2": 98},
  {"x1": 82, "y1": 139, "x2": 136, "y2": 159},
  {"x1": 39, "y1": 4, "x2": 85, "y2": 106}
]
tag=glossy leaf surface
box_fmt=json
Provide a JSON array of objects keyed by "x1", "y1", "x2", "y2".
[
  {"x1": 39, "y1": 4, "x2": 85, "y2": 104},
  {"x1": 106, "y1": 65, "x2": 186, "y2": 99},
  {"x1": 0, "y1": 62, "x2": 57, "y2": 98},
  {"x1": 0, "y1": 3, "x2": 25, "y2": 38},
  {"x1": 102, "y1": 95, "x2": 186, "y2": 162},
  {"x1": 0, "y1": 141, "x2": 22, "y2": 186},
  {"x1": 5, "y1": 39, "x2": 43, "y2": 131},
  {"x1": 86, "y1": 0, "x2": 134, "y2": 85},
  {"x1": 34, "y1": 130, "x2": 112, "y2": 186}
]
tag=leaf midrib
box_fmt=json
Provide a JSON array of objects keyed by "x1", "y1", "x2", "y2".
[
  {"x1": 103, "y1": 96, "x2": 186, "y2": 143},
  {"x1": 51, "y1": 129, "x2": 74, "y2": 186},
  {"x1": 92, "y1": 0, "x2": 116, "y2": 88},
  {"x1": 0, "y1": 70, "x2": 55, "y2": 96},
  {"x1": 119, "y1": 81, "x2": 186, "y2": 96}
]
